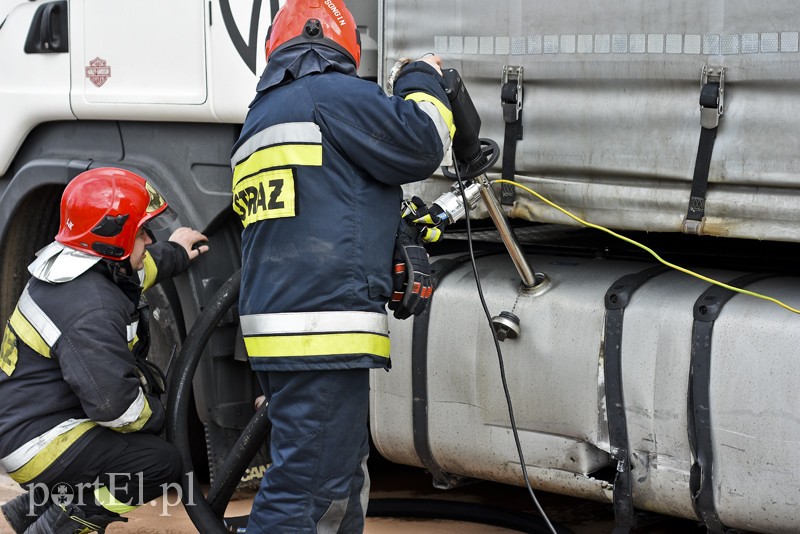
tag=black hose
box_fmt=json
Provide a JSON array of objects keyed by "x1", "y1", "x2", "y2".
[
  {"x1": 207, "y1": 402, "x2": 270, "y2": 517},
  {"x1": 367, "y1": 498, "x2": 572, "y2": 533},
  {"x1": 166, "y1": 269, "x2": 243, "y2": 534}
]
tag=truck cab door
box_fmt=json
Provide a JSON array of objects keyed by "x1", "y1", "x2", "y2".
[{"x1": 70, "y1": 0, "x2": 207, "y2": 114}]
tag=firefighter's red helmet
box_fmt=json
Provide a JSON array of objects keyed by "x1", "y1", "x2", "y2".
[
  {"x1": 55, "y1": 167, "x2": 170, "y2": 260},
  {"x1": 265, "y1": 0, "x2": 361, "y2": 68}
]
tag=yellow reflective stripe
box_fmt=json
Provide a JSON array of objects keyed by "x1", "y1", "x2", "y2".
[
  {"x1": 113, "y1": 396, "x2": 153, "y2": 433},
  {"x1": 1, "y1": 326, "x2": 18, "y2": 376},
  {"x1": 233, "y1": 144, "x2": 322, "y2": 186},
  {"x1": 9, "y1": 307, "x2": 50, "y2": 358},
  {"x1": 128, "y1": 335, "x2": 139, "y2": 351},
  {"x1": 420, "y1": 227, "x2": 442, "y2": 243},
  {"x1": 17, "y1": 286, "x2": 60, "y2": 345},
  {"x1": 96, "y1": 389, "x2": 149, "y2": 431},
  {"x1": 404, "y1": 92, "x2": 456, "y2": 139},
  {"x1": 1, "y1": 419, "x2": 91, "y2": 472},
  {"x1": 66, "y1": 513, "x2": 102, "y2": 533},
  {"x1": 416, "y1": 213, "x2": 436, "y2": 225},
  {"x1": 232, "y1": 168, "x2": 296, "y2": 228},
  {"x1": 140, "y1": 251, "x2": 158, "y2": 290},
  {"x1": 7, "y1": 421, "x2": 96, "y2": 484},
  {"x1": 231, "y1": 122, "x2": 321, "y2": 169},
  {"x1": 94, "y1": 486, "x2": 138, "y2": 515},
  {"x1": 245, "y1": 332, "x2": 390, "y2": 358}
]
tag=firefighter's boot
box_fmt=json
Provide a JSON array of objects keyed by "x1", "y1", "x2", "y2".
[
  {"x1": 1, "y1": 492, "x2": 50, "y2": 533},
  {"x1": 23, "y1": 504, "x2": 126, "y2": 534}
]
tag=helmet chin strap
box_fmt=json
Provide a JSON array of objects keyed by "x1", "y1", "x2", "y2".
[
  {"x1": 105, "y1": 257, "x2": 134, "y2": 283},
  {"x1": 102, "y1": 257, "x2": 142, "y2": 304}
]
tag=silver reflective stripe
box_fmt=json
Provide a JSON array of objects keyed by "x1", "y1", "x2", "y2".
[
  {"x1": 358, "y1": 452, "x2": 370, "y2": 521},
  {"x1": 230, "y1": 122, "x2": 322, "y2": 169},
  {"x1": 17, "y1": 285, "x2": 61, "y2": 347},
  {"x1": 126, "y1": 320, "x2": 139, "y2": 343},
  {"x1": 0, "y1": 418, "x2": 90, "y2": 472},
  {"x1": 416, "y1": 100, "x2": 453, "y2": 155},
  {"x1": 98, "y1": 388, "x2": 146, "y2": 428},
  {"x1": 317, "y1": 496, "x2": 349, "y2": 534},
  {"x1": 433, "y1": 32, "x2": 800, "y2": 57},
  {"x1": 316, "y1": 452, "x2": 369, "y2": 534},
  {"x1": 240, "y1": 311, "x2": 388, "y2": 336}
]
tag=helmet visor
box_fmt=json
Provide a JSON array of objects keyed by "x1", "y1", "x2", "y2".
[{"x1": 144, "y1": 205, "x2": 178, "y2": 233}]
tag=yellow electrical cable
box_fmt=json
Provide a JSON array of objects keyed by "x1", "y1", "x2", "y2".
[{"x1": 493, "y1": 179, "x2": 800, "y2": 315}]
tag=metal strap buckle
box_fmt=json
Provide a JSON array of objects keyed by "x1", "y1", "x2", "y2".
[
  {"x1": 700, "y1": 65, "x2": 725, "y2": 129},
  {"x1": 501, "y1": 65, "x2": 524, "y2": 123}
]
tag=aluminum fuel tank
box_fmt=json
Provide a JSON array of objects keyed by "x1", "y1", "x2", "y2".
[{"x1": 370, "y1": 252, "x2": 800, "y2": 533}]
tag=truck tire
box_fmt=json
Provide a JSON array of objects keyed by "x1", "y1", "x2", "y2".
[{"x1": 0, "y1": 185, "x2": 63, "y2": 326}]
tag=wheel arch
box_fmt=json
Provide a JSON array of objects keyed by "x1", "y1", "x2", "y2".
[{"x1": 0, "y1": 120, "x2": 254, "y2": 487}]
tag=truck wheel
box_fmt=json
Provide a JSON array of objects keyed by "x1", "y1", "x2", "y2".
[{"x1": 0, "y1": 185, "x2": 63, "y2": 325}]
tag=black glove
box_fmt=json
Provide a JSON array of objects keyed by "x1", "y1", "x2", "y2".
[
  {"x1": 401, "y1": 196, "x2": 448, "y2": 243},
  {"x1": 388, "y1": 218, "x2": 434, "y2": 320},
  {"x1": 134, "y1": 357, "x2": 167, "y2": 396}
]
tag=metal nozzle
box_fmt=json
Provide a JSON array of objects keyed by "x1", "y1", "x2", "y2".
[{"x1": 431, "y1": 181, "x2": 482, "y2": 225}]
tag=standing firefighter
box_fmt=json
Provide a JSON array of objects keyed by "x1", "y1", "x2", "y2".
[
  {"x1": 230, "y1": 0, "x2": 453, "y2": 531},
  {"x1": 0, "y1": 167, "x2": 209, "y2": 533}
]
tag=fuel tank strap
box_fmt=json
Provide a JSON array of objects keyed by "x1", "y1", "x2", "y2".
[
  {"x1": 411, "y1": 254, "x2": 489, "y2": 489},
  {"x1": 603, "y1": 265, "x2": 669, "y2": 533},
  {"x1": 688, "y1": 272, "x2": 776, "y2": 533}
]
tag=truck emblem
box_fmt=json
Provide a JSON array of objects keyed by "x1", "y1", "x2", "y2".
[
  {"x1": 85, "y1": 57, "x2": 112, "y2": 87},
  {"x1": 219, "y1": 0, "x2": 264, "y2": 75}
]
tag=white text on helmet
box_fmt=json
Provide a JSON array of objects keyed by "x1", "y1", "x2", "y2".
[{"x1": 324, "y1": 0, "x2": 347, "y2": 26}]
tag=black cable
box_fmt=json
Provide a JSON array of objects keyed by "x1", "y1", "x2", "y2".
[{"x1": 454, "y1": 161, "x2": 558, "y2": 534}]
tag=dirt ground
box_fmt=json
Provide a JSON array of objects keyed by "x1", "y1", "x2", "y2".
[
  {"x1": 0, "y1": 467, "x2": 521, "y2": 533},
  {"x1": 1, "y1": 456, "x2": 704, "y2": 533}
]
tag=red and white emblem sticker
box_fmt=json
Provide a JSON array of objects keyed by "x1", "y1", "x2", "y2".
[{"x1": 85, "y1": 57, "x2": 111, "y2": 87}]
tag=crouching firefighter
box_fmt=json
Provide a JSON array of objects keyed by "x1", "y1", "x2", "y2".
[
  {"x1": 230, "y1": 0, "x2": 454, "y2": 531},
  {"x1": 0, "y1": 167, "x2": 210, "y2": 533}
]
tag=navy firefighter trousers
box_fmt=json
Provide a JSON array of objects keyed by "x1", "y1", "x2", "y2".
[{"x1": 248, "y1": 369, "x2": 370, "y2": 533}]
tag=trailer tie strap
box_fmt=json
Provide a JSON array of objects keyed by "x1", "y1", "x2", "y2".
[
  {"x1": 500, "y1": 66, "x2": 524, "y2": 207},
  {"x1": 683, "y1": 66, "x2": 725, "y2": 235}
]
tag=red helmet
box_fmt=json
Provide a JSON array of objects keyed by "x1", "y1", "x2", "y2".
[
  {"x1": 55, "y1": 167, "x2": 170, "y2": 260},
  {"x1": 265, "y1": 0, "x2": 361, "y2": 68}
]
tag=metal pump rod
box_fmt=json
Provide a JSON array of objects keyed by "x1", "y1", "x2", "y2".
[
  {"x1": 422, "y1": 66, "x2": 539, "y2": 289},
  {"x1": 474, "y1": 174, "x2": 538, "y2": 288},
  {"x1": 431, "y1": 175, "x2": 537, "y2": 288}
]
